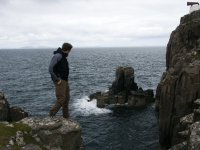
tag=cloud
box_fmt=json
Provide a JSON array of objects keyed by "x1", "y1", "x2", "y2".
[{"x1": 0, "y1": 0, "x2": 189, "y2": 48}]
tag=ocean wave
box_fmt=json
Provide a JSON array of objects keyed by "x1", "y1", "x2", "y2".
[{"x1": 72, "y1": 96, "x2": 112, "y2": 116}]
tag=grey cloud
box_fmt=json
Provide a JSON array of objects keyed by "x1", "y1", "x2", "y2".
[{"x1": 0, "y1": 0, "x2": 189, "y2": 48}]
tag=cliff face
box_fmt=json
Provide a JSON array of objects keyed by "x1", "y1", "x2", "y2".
[{"x1": 156, "y1": 10, "x2": 200, "y2": 149}]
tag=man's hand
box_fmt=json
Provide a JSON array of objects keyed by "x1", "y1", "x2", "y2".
[{"x1": 57, "y1": 80, "x2": 62, "y2": 85}]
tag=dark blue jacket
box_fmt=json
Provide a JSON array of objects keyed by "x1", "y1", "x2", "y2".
[{"x1": 49, "y1": 48, "x2": 69, "y2": 82}]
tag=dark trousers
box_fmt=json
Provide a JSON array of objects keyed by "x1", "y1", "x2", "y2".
[{"x1": 50, "y1": 80, "x2": 70, "y2": 118}]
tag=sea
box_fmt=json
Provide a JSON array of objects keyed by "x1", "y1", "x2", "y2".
[{"x1": 0, "y1": 47, "x2": 166, "y2": 150}]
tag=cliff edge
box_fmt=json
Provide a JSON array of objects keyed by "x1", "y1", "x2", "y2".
[
  {"x1": 156, "y1": 10, "x2": 200, "y2": 149},
  {"x1": 0, "y1": 91, "x2": 83, "y2": 150}
]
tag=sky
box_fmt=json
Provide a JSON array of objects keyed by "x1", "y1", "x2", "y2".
[{"x1": 0, "y1": 0, "x2": 193, "y2": 48}]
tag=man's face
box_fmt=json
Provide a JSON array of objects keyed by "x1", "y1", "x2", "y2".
[{"x1": 62, "y1": 49, "x2": 71, "y2": 54}]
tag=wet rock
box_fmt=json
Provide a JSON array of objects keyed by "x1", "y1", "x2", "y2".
[{"x1": 88, "y1": 91, "x2": 101, "y2": 101}]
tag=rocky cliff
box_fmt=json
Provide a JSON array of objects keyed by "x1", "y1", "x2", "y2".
[
  {"x1": 0, "y1": 117, "x2": 82, "y2": 150},
  {"x1": 0, "y1": 91, "x2": 83, "y2": 150},
  {"x1": 156, "y1": 10, "x2": 200, "y2": 149}
]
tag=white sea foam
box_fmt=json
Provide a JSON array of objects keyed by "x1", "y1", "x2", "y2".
[{"x1": 72, "y1": 96, "x2": 112, "y2": 116}]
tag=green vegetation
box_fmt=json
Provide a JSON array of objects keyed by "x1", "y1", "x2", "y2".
[{"x1": 0, "y1": 122, "x2": 46, "y2": 149}]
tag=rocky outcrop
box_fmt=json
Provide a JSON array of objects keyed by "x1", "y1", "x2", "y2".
[
  {"x1": 0, "y1": 91, "x2": 83, "y2": 150},
  {"x1": 0, "y1": 91, "x2": 28, "y2": 122},
  {"x1": 156, "y1": 10, "x2": 200, "y2": 149},
  {"x1": 10, "y1": 107, "x2": 28, "y2": 122},
  {"x1": 169, "y1": 99, "x2": 200, "y2": 150},
  {"x1": 0, "y1": 91, "x2": 10, "y2": 121},
  {"x1": 89, "y1": 67, "x2": 155, "y2": 108},
  {"x1": 0, "y1": 117, "x2": 83, "y2": 150}
]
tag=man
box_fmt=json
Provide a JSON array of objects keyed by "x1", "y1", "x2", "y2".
[{"x1": 49, "y1": 43, "x2": 72, "y2": 118}]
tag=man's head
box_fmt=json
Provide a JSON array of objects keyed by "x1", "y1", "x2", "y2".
[{"x1": 62, "y1": 43, "x2": 73, "y2": 55}]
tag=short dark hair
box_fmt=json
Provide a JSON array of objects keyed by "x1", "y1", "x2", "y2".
[{"x1": 62, "y1": 43, "x2": 73, "y2": 51}]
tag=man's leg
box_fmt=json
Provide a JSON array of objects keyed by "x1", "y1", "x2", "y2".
[
  {"x1": 63, "y1": 81, "x2": 70, "y2": 118},
  {"x1": 50, "y1": 80, "x2": 66, "y2": 116}
]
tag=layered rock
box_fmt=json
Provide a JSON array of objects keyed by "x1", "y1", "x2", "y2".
[
  {"x1": 169, "y1": 99, "x2": 200, "y2": 150},
  {"x1": 0, "y1": 117, "x2": 83, "y2": 150},
  {"x1": 0, "y1": 91, "x2": 28, "y2": 122},
  {"x1": 89, "y1": 67, "x2": 155, "y2": 108},
  {"x1": 156, "y1": 10, "x2": 200, "y2": 149}
]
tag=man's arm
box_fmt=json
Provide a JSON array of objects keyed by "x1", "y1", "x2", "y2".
[{"x1": 49, "y1": 53, "x2": 62, "y2": 82}]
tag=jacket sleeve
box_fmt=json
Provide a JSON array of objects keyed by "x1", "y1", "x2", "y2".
[{"x1": 49, "y1": 53, "x2": 62, "y2": 82}]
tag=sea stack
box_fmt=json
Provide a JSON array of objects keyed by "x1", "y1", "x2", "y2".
[
  {"x1": 156, "y1": 10, "x2": 200, "y2": 149},
  {"x1": 89, "y1": 66, "x2": 155, "y2": 108}
]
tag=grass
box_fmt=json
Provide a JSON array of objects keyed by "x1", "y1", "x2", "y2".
[{"x1": 0, "y1": 122, "x2": 47, "y2": 149}]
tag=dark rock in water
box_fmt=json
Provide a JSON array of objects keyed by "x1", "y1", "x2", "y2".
[
  {"x1": 128, "y1": 91, "x2": 146, "y2": 107},
  {"x1": 88, "y1": 91, "x2": 101, "y2": 102},
  {"x1": 111, "y1": 67, "x2": 125, "y2": 94},
  {"x1": 156, "y1": 10, "x2": 200, "y2": 149},
  {"x1": 0, "y1": 91, "x2": 28, "y2": 122},
  {"x1": 111, "y1": 67, "x2": 138, "y2": 95},
  {"x1": 10, "y1": 106, "x2": 28, "y2": 122},
  {"x1": 128, "y1": 89, "x2": 155, "y2": 107},
  {"x1": 89, "y1": 66, "x2": 154, "y2": 108},
  {"x1": 0, "y1": 91, "x2": 10, "y2": 121}
]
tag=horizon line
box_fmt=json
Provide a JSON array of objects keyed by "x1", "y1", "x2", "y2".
[{"x1": 0, "y1": 45, "x2": 166, "y2": 50}]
